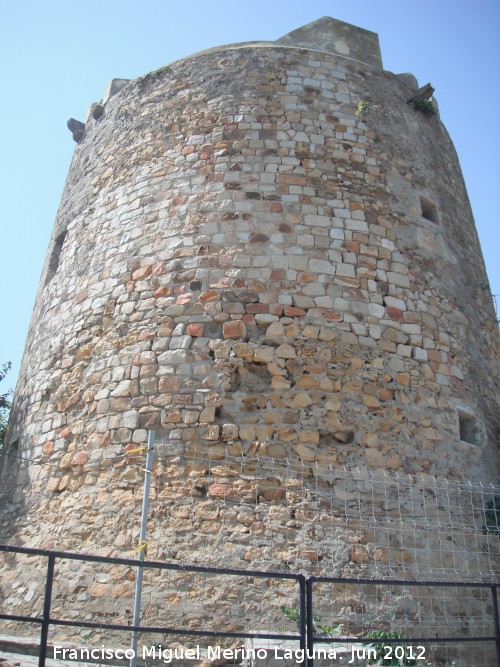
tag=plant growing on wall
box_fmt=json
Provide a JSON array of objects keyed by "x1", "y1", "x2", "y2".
[
  {"x1": 366, "y1": 630, "x2": 427, "y2": 665},
  {"x1": 407, "y1": 83, "x2": 436, "y2": 117},
  {"x1": 409, "y1": 97, "x2": 436, "y2": 116},
  {"x1": 484, "y1": 496, "x2": 500, "y2": 537},
  {"x1": 0, "y1": 362, "x2": 12, "y2": 450},
  {"x1": 153, "y1": 64, "x2": 170, "y2": 75},
  {"x1": 356, "y1": 99, "x2": 374, "y2": 116},
  {"x1": 280, "y1": 606, "x2": 343, "y2": 636}
]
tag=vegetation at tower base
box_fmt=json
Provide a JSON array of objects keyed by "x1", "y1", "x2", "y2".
[
  {"x1": 0, "y1": 362, "x2": 12, "y2": 449},
  {"x1": 0, "y1": 17, "x2": 498, "y2": 663},
  {"x1": 484, "y1": 496, "x2": 500, "y2": 537}
]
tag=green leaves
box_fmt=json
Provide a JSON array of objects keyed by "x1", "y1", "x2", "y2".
[
  {"x1": 484, "y1": 496, "x2": 500, "y2": 537},
  {"x1": 356, "y1": 99, "x2": 374, "y2": 116},
  {"x1": 409, "y1": 96, "x2": 436, "y2": 116},
  {"x1": 0, "y1": 362, "x2": 12, "y2": 447}
]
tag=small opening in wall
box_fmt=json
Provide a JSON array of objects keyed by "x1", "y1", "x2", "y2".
[
  {"x1": 458, "y1": 410, "x2": 478, "y2": 446},
  {"x1": 7, "y1": 440, "x2": 19, "y2": 469},
  {"x1": 419, "y1": 196, "x2": 439, "y2": 223},
  {"x1": 44, "y1": 230, "x2": 67, "y2": 286}
]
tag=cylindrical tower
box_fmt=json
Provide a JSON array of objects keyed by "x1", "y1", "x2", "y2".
[{"x1": 1, "y1": 17, "x2": 499, "y2": 658}]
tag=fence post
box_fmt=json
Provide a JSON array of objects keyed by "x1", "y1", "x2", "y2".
[
  {"x1": 298, "y1": 575, "x2": 307, "y2": 666},
  {"x1": 491, "y1": 585, "x2": 500, "y2": 667},
  {"x1": 38, "y1": 554, "x2": 55, "y2": 667},
  {"x1": 306, "y1": 577, "x2": 314, "y2": 667},
  {"x1": 130, "y1": 430, "x2": 155, "y2": 667}
]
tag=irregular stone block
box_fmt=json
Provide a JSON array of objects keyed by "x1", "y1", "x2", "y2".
[{"x1": 223, "y1": 320, "x2": 246, "y2": 339}]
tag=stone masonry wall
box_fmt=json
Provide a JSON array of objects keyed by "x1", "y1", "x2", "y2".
[{"x1": 1, "y1": 21, "x2": 499, "y2": 653}]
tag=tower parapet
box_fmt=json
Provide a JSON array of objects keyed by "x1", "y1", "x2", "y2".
[{"x1": 276, "y1": 17, "x2": 383, "y2": 68}]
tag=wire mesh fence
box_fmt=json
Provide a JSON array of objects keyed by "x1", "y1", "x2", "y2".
[
  {"x1": 148, "y1": 441, "x2": 500, "y2": 583},
  {"x1": 1, "y1": 439, "x2": 499, "y2": 665},
  {"x1": 0, "y1": 544, "x2": 499, "y2": 666}
]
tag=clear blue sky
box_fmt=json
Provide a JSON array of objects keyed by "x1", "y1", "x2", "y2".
[{"x1": 1, "y1": 0, "x2": 499, "y2": 389}]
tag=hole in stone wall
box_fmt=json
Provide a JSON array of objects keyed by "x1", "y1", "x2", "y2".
[
  {"x1": 44, "y1": 230, "x2": 67, "y2": 286},
  {"x1": 231, "y1": 363, "x2": 271, "y2": 394},
  {"x1": 458, "y1": 410, "x2": 479, "y2": 446},
  {"x1": 319, "y1": 430, "x2": 354, "y2": 446},
  {"x1": 7, "y1": 440, "x2": 19, "y2": 470},
  {"x1": 223, "y1": 362, "x2": 271, "y2": 421},
  {"x1": 419, "y1": 196, "x2": 439, "y2": 223}
]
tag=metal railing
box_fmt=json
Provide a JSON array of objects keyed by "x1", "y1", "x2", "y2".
[
  {"x1": 306, "y1": 575, "x2": 500, "y2": 667},
  {"x1": 0, "y1": 544, "x2": 306, "y2": 667},
  {"x1": 1, "y1": 543, "x2": 499, "y2": 666}
]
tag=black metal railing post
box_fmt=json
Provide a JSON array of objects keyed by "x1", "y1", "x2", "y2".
[
  {"x1": 306, "y1": 577, "x2": 315, "y2": 667},
  {"x1": 491, "y1": 585, "x2": 500, "y2": 667},
  {"x1": 298, "y1": 574, "x2": 307, "y2": 666},
  {"x1": 38, "y1": 554, "x2": 55, "y2": 667}
]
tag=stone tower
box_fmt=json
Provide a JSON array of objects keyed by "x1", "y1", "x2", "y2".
[{"x1": 1, "y1": 17, "x2": 499, "y2": 657}]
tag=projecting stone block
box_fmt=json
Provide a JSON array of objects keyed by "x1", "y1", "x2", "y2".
[
  {"x1": 103, "y1": 78, "x2": 131, "y2": 103},
  {"x1": 67, "y1": 117, "x2": 85, "y2": 142}
]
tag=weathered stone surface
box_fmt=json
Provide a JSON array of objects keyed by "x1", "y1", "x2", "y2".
[
  {"x1": 0, "y1": 17, "x2": 498, "y2": 651},
  {"x1": 71, "y1": 451, "x2": 88, "y2": 466},
  {"x1": 350, "y1": 545, "x2": 370, "y2": 563},
  {"x1": 275, "y1": 343, "x2": 296, "y2": 359},
  {"x1": 223, "y1": 320, "x2": 246, "y2": 339}
]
